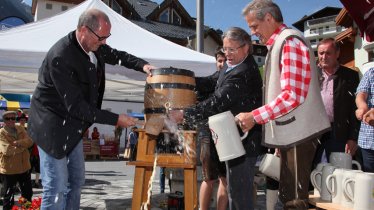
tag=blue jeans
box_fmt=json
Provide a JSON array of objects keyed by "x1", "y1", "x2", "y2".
[
  {"x1": 361, "y1": 148, "x2": 374, "y2": 172},
  {"x1": 38, "y1": 140, "x2": 85, "y2": 210}
]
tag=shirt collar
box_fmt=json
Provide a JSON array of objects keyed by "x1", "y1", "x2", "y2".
[
  {"x1": 75, "y1": 30, "x2": 90, "y2": 55},
  {"x1": 225, "y1": 54, "x2": 248, "y2": 73},
  {"x1": 266, "y1": 24, "x2": 287, "y2": 49}
]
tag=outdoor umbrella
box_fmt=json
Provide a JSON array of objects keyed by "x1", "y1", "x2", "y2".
[{"x1": 340, "y1": 0, "x2": 374, "y2": 41}]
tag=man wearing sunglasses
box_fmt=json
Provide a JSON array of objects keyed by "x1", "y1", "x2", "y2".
[
  {"x1": 0, "y1": 111, "x2": 33, "y2": 210},
  {"x1": 27, "y1": 8, "x2": 155, "y2": 209}
]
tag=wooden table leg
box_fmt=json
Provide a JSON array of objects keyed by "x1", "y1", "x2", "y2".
[
  {"x1": 131, "y1": 166, "x2": 153, "y2": 210},
  {"x1": 184, "y1": 168, "x2": 197, "y2": 210}
]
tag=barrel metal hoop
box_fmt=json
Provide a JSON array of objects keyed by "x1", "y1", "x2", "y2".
[
  {"x1": 144, "y1": 108, "x2": 166, "y2": 114},
  {"x1": 144, "y1": 107, "x2": 185, "y2": 114},
  {"x1": 145, "y1": 83, "x2": 195, "y2": 90},
  {"x1": 152, "y1": 68, "x2": 195, "y2": 77}
]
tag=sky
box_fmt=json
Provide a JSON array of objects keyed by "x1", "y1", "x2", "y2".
[{"x1": 24, "y1": 0, "x2": 344, "y2": 32}]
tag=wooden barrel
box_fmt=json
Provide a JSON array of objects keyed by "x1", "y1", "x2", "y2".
[{"x1": 144, "y1": 67, "x2": 196, "y2": 123}]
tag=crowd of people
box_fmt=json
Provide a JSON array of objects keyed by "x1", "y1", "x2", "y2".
[{"x1": 0, "y1": 0, "x2": 373, "y2": 209}]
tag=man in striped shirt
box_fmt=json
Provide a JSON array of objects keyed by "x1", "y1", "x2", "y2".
[{"x1": 238, "y1": 1, "x2": 330, "y2": 209}]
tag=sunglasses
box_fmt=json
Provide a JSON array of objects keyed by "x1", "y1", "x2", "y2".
[
  {"x1": 4, "y1": 117, "x2": 16, "y2": 121},
  {"x1": 86, "y1": 26, "x2": 111, "y2": 41}
]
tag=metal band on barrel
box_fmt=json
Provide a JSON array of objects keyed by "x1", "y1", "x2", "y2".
[
  {"x1": 145, "y1": 83, "x2": 195, "y2": 90},
  {"x1": 152, "y1": 68, "x2": 195, "y2": 77},
  {"x1": 144, "y1": 107, "x2": 184, "y2": 114}
]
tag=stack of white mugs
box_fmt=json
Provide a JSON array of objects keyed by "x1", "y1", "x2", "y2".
[{"x1": 310, "y1": 152, "x2": 374, "y2": 210}]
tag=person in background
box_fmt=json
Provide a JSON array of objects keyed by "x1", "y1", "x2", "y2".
[
  {"x1": 0, "y1": 111, "x2": 33, "y2": 210},
  {"x1": 18, "y1": 113, "x2": 27, "y2": 128},
  {"x1": 129, "y1": 126, "x2": 138, "y2": 161},
  {"x1": 17, "y1": 114, "x2": 42, "y2": 189},
  {"x1": 215, "y1": 46, "x2": 226, "y2": 71},
  {"x1": 91, "y1": 126, "x2": 100, "y2": 140},
  {"x1": 238, "y1": 1, "x2": 330, "y2": 209},
  {"x1": 198, "y1": 46, "x2": 228, "y2": 210},
  {"x1": 355, "y1": 67, "x2": 374, "y2": 172},
  {"x1": 27, "y1": 8, "x2": 155, "y2": 209},
  {"x1": 313, "y1": 38, "x2": 360, "y2": 167},
  {"x1": 169, "y1": 27, "x2": 263, "y2": 210}
]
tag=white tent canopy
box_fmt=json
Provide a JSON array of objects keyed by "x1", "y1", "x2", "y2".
[{"x1": 0, "y1": 0, "x2": 216, "y2": 101}]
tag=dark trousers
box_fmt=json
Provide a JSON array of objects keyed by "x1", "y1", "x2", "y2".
[
  {"x1": 1, "y1": 171, "x2": 33, "y2": 210},
  {"x1": 312, "y1": 124, "x2": 345, "y2": 167},
  {"x1": 313, "y1": 124, "x2": 363, "y2": 171},
  {"x1": 226, "y1": 155, "x2": 257, "y2": 210},
  {"x1": 361, "y1": 148, "x2": 374, "y2": 172},
  {"x1": 279, "y1": 139, "x2": 318, "y2": 208}
]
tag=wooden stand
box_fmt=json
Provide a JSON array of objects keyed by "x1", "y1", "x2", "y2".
[
  {"x1": 309, "y1": 195, "x2": 353, "y2": 210},
  {"x1": 127, "y1": 129, "x2": 197, "y2": 210}
]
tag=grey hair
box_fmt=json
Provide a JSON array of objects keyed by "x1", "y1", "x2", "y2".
[
  {"x1": 317, "y1": 38, "x2": 340, "y2": 52},
  {"x1": 222, "y1": 27, "x2": 253, "y2": 54},
  {"x1": 242, "y1": 0, "x2": 283, "y2": 23},
  {"x1": 77, "y1": 9, "x2": 110, "y2": 30}
]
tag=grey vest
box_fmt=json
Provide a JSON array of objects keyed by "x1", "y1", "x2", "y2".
[{"x1": 262, "y1": 28, "x2": 330, "y2": 148}]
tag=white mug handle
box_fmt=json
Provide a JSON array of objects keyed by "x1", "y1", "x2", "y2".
[
  {"x1": 352, "y1": 160, "x2": 362, "y2": 170},
  {"x1": 343, "y1": 178, "x2": 355, "y2": 201}
]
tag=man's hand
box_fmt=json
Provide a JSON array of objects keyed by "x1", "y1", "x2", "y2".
[
  {"x1": 356, "y1": 107, "x2": 368, "y2": 120},
  {"x1": 143, "y1": 64, "x2": 156, "y2": 76},
  {"x1": 117, "y1": 114, "x2": 138, "y2": 128},
  {"x1": 167, "y1": 110, "x2": 184, "y2": 124},
  {"x1": 235, "y1": 112, "x2": 255, "y2": 133},
  {"x1": 345, "y1": 139, "x2": 358, "y2": 156},
  {"x1": 363, "y1": 108, "x2": 374, "y2": 126}
]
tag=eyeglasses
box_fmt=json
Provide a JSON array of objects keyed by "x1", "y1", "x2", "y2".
[
  {"x1": 221, "y1": 44, "x2": 245, "y2": 54},
  {"x1": 4, "y1": 117, "x2": 16, "y2": 121},
  {"x1": 86, "y1": 26, "x2": 111, "y2": 41}
]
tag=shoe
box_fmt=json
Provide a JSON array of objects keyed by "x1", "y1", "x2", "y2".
[{"x1": 284, "y1": 199, "x2": 308, "y2": 209}]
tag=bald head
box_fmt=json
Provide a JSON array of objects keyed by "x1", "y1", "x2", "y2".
[{"x1": 77, "y1": 8, "x2": 110, "y2": 31}]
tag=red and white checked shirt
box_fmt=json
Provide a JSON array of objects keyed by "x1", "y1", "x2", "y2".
[{"x1": 252, "y1": 24, "x2": 311, "y2": 124}]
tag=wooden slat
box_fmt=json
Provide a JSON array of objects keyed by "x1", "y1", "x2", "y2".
[{"x1": 127, "y1": 161, "x2": 195, "y2": 169}]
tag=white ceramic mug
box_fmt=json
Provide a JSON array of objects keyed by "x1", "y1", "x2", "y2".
[
  {"x1": 344, "y1": 172, "x2": 374, "y2": 210},
  {"x1": 259, "y1": 154, "x2": 280, "y2": 181},
  {"x1": 325, "y1": 168, "x2": 350, "y2": 204},
  {"x1": 310, "y1": 162, "x2": 332, "y2": 196},
  {"x1": 329, "y1": 152, "x2": 361, "y2": 170},
  {"x1": 208, "y1": 111, "x2": 247, "y2": 161},
  {"x1": 342, "y1": 170, "x2": 362, "y2": 208}
]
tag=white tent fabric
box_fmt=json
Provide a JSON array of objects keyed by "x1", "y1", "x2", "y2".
[{"x1": 0, "y1": 0, "x2": 216, "y2": 101}]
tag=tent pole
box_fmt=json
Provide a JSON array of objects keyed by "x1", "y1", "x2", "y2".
[{"x1": 196, "y1": 0, "x2": 204, "y2": 53}]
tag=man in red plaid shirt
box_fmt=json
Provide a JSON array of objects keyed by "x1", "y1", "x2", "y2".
[{"x1": 238, "y1": 1, "x2": 330, "y2": 209}]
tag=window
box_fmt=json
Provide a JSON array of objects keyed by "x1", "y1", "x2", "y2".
[
  {"x1": 61, "y1": 5, "x2": 68, "y2": 11},
  {"x1": 318, "y1": 27, "x2": 323, "y2": 33},
  {"x1": 159, "y1": 9, "x2": 169, "y2": 23},
  {"x1": 172, "y1": 9, "x2": 181, "y2": 25},
  {"x1": 326, "y1": 26, "x2": 330, "y2": 31},
  {"x1": 310, "y1": 28, "x2": 316, "y2": 34},
  {"x1": 256, "y1": 48, "x2": 262, "y2": 54},
  {"x1": 112, "y1": 0, "x2": 122, "y2": 15},
  {"x1": 46, "y1": 3, "x2": 52, "y2": 10},
  {"x1": 127, "y1": 109, "x2": 133, "y2": 113},
  {"x1": 257, "y1": 57, "x2": 262, "y2": 63}
]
